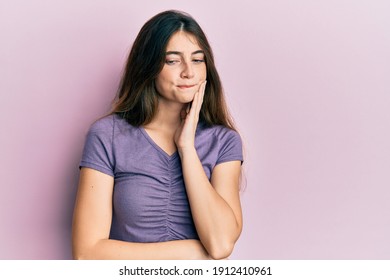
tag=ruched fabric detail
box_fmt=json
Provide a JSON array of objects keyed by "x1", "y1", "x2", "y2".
[{"x1": 79, "y1": 114, "x2": 243, "y2": 243}]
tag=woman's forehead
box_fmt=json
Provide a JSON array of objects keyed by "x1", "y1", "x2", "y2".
[{"x1": 166, "y1": 31, "x2": 202, "y2": 53}]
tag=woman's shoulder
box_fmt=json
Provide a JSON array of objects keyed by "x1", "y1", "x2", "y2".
[
  {"x1": 197, "y1": 123, "x2": 243, "y2": 164},
  {"x1": 198, "y1": 123, "x2": 241, "y2": 142},
  {"x1": 88, "y1": 113, "x2": 135, "y2": 134}
]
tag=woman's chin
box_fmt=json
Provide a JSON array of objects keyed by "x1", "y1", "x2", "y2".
[
  {"x1": 178, "y1": 91, "x2": 196, "y2": 103},
  {"x1": 157, "y1": 89, "x2": 196, "y2": 105}
]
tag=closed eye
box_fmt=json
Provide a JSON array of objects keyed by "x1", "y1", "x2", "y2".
[
  {"x1": 165, "y1": 59, "x2": 180, "y2": 65},
  {"x1": 193, "y1": 59, "x2": 205, "y2": 64}
]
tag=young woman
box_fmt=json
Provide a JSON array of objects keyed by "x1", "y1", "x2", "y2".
[{"x1": 72, "y1": 10, "x2": 243, "y2": 260}]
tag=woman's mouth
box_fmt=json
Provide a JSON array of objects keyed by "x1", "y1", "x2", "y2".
[{"x1": 177, "y1": 84, "x2": 196, "y2": 89}]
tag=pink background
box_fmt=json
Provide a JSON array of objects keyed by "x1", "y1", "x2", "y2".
[{"x1": 1, "y1": 0, "x2": 389, "y2": 259}]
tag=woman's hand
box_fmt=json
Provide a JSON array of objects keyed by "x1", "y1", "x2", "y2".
[{"x1": 174, "y1": 80, "x2": 206, "y2": 154}]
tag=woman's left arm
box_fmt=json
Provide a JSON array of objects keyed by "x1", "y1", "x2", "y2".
[
  {"x1": 180, "y1": 150, "x2": 242, "y2": 260},
  {"x1": 175, "y1": 81, "x2": 243, "y2": 260}
]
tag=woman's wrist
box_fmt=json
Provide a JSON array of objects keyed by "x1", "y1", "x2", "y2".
[{"x1": 177, "y1": 146, "x2": 197, "y2": 159}]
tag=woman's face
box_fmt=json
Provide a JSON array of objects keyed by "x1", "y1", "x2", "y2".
[{"x1": 155, "y1": 31, "x2": 207, "y2": 105}]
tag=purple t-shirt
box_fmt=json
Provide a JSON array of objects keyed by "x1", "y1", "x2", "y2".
[{"x1": 80, "y1": 114, "x2": 243, "y2": 243}]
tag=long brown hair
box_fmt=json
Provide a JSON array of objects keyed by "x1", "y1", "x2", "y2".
[{"x1": 111, "y1": 10, "x2": 236, "y2": 131}]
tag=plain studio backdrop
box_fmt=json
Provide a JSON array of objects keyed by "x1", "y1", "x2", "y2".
[{"x1": 1, "y1": 0, "x2": 389, "y2": 259}]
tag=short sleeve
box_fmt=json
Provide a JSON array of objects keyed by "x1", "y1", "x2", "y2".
[
  {"x1": 216, "y1": 128, "x2": 243, "y2": 165},
  {"x1": 79, "y1": 117, "x2": 115, "y2": 177}
]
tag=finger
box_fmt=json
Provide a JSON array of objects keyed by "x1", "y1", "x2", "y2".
[
  {"x1": 192, "y1": 80, "x2": 206, "y2": 116},
  {"x1": 180, "y1": 104, "x2": 189, "y2": 120},
  {"x1": 200, "y1": 80, "x2": 206, "y2": 102},
  {"x1": 198, "y1": 80, "x2": 206, "y2": 103},
  {"x1": 186, "y1": 80, "x2": 206, "y2": 124}
]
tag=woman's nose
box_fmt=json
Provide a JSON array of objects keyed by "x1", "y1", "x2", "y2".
[{"x1": 180, "y1": 62, "x2": 195, "y2": 79}]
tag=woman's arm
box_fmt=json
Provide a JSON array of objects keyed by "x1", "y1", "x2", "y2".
[
  {"x1": 179, "y1": 150, "x2": 242, "y2": 260},
  {"x1": 72, "y1": 167, "x2": 210, "y2": 260},
  {"x1": 175, "y1": 81, "x2": 243, "y2": 260}
]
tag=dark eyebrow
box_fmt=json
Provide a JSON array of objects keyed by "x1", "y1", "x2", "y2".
[{"x1": 165, "y1": 50, "x2": 204, "y2": 55}]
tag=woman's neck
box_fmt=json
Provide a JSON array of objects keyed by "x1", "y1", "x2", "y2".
[{"x1": 145, "y1": 99, "x2": 186, "y2": 131}]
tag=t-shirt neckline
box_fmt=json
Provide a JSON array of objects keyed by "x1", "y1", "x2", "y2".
[{"x1": 139, "y1": 126, "x2": 179, "y2": 160}]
